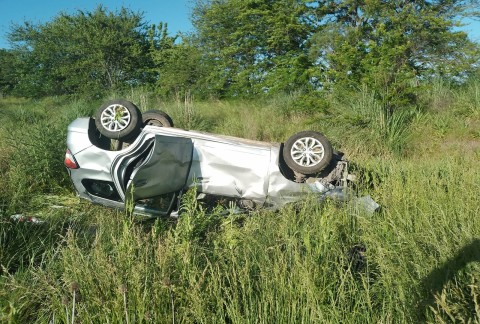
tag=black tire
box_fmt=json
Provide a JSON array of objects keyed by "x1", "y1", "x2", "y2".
[
  {"x1": 283, "y1": 131, "x2": 333, "y2": 175},
  {"x1": 95, "y1": 99, "x2": 142, "y2": 141},
  {"x1": 142, "y1": 110, "x2": 174, "y2": 127}
]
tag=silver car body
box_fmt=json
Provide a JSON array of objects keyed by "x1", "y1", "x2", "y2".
[{"x1": 66, "y1": 118, "x2": 349, "y2": 216}]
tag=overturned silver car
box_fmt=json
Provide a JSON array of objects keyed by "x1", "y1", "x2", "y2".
[{"x1": 65, "y1": 100, "x2": 369, "y2": 217}]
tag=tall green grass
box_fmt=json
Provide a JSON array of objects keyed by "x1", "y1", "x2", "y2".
[
  {"x1": 0, "y1": 80, "x2": 479, "y2": 322},
  {"x1": 1, "y1": 155, "x2": 478, "y2": 322},
  {"x1": 0, "y1": 97, "x2": 99, "y2": 214}
]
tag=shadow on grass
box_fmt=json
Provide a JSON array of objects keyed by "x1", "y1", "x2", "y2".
[{"x1": 418, "y1": 238, "x2": 480, "y2": 319}]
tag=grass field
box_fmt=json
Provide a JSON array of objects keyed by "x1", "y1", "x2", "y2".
[{"x1": 0, "y1": 81, "x2": 479, "y2": 323}]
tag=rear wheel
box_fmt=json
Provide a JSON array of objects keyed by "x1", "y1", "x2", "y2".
[
  {"x1": 95, "y1": 99, "x2": 142, "y2": 141},
  {"x1": 283, "y1": 131, "x2": 333, "y2": 175},
  {"x1": 142, "y1": 110, "x2": 174, "y2": 127}
]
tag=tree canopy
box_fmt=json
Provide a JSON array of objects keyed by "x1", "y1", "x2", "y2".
[
  {"x1": 308, "y1": 0, "x2": 479, "y2": 109},
  {"x1": 1, "y1": 1, "x2": 479, "y2": 105},
  {"x1": 191, "y1": 0, "x2": 315, "y2": 96},
  {"x1": 7, "y1": 6, "x2": 153, "y2": 96}
]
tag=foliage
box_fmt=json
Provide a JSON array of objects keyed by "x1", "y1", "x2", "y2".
[
  {"x1": 1, "y1": 1, "x2": 479, "y2": 107},
  {"x1": 0, "y1": 49, "x2": 18, "y2": 98},
  {"x1": 149, "y1": 24, "x2": 208, "y2": 98},
  {"x1": 308, "y1": 0, "x2": 479, "y2": 111},
  {"x1": 192, "y1": 0, "x2": 315, "y2": 97},
  {"x1": 188, "y1": 0, "x2": 480, "y2": 104},
  {"x1": 7, "y1": 6, "x2": 153, "y2": 97},
  {"x1": 1, "y1": 151, "x2": 479, "y2": 323},
  {"x1": 0, "y1": 77, "x2": 479, "y2": 321},
  {"x1": 0, "y1": 97, "x2": 97, "y2": 214}
]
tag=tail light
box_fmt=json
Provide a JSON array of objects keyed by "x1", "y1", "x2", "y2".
[{"x1": 65, "y1": 149, "x2": 79, "y2": 169}]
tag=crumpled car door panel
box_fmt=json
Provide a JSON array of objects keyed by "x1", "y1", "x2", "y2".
[
  {"x1": 187, "y1": 139, "x2": 271, "y2": 206},
  {"x1": 127, "y1": 135, "x2": 193, "y2": 201}
]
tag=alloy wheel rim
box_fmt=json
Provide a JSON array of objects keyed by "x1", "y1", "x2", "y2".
[
  {"x1": 100, "y1": 104, "x2": 131, "y2": 132},
  {"x1": 290, "y1": 137, "x2": 325, "y2": 167}
]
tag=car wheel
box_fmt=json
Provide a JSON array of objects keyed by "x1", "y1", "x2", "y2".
[
  {"x1": 142, "y1": 110, "x2": 174, "y2": 127},
  {"x1": 95, "y1": 99, "x2": 142, "y2": 141},
  {"x1": 283, "y1": 131, "x2": 333, "y2": 175}
]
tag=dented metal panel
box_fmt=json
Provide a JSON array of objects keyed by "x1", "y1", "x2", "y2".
[
  {"x1": 128, "y1": 135, "x2": 193, "y2": 200},
  {"x1": 265, "y1": 146, "x2": 313, "y2": 207},
  {"x1": 66, "y1": 117, "x2": 377, "y2": 216},
  {"x1": 187, "y1": 138, "x2": 272, "y2": 205}
]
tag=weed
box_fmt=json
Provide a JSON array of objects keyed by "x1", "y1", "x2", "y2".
[{"x1": 0, "y1": 79, "x2": 479, "y2": 322}]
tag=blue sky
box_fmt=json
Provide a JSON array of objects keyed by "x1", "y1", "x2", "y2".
[
  {"x1": 0, "y1": 0, "x2": 194, "y2": 49},
  {"x1": 0, "y1": 0, "x2": 479, "y2": 49}
]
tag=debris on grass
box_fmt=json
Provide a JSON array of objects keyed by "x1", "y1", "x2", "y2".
[{"x1": 10, "y1": 214, "x2": 45, "y2": 224}]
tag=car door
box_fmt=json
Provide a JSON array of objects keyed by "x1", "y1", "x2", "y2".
[{"x1": 125, "y1": 135, "x2": 194, "y2": 201}]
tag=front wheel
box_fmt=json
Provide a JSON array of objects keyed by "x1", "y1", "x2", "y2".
[
  {"x1": 283, "y1": 131, "x2": 333, "y2": 175},
  {"x1": 94, "y1": 99, "x2": 142, "y2": 141}
]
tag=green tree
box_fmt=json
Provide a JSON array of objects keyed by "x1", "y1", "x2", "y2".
[
  {"x1": 0, "y1": 49, "x2": 18, "y2": 97},
  {"x1": 148, "y1": 23, "x2": 208, "y2": 98},
  {"x1": 192, "y1": 0, "x2": 315, "y2": 97},
  {"x1": 8, "y1": 6, "x2": 154, "y2": 97},
  {"x1": 309, "y1": 0, "x2": 480, "y2": 111}
]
